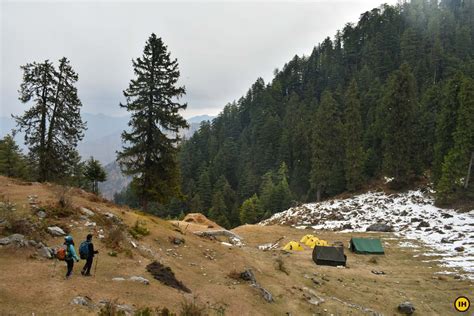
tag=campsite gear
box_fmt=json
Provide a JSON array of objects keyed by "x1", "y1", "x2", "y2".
[
  {"x1": 312, "y1": 246, "x2": 347, "y2": 267},
  {"x1": 283, "y1": 241, "x2": 304, "y2": 251},
  {"x1": 350, "y1": 238, "x2": 385, "y2": 254},
  {"x1": 79, "y1": 240, "x2": 90, "y2": 259},
  {"x1": 56, "y1": 245, "x2": 66, "y2": 261},
  {"x1": 300, "y1": 234, "x2": 314, "y2": 243},
  {"x1": 306, "y1": 237, "x2": 329, "y2": 248}
]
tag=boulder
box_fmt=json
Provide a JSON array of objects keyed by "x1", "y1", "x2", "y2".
[
  {"x1": 0, "y1": 234, "x2": 26, "y2": 246},
  {"x1": 129, "y1": 276, "x2": 150, "y2": 285},
  {"x1": 47, "y1": 226, "x2": 66, "y2": 236},
  {"x1": 71, "y1": 296, "x2": 94, "y2": 308},
  {"x1": 366, "y1": 223, "x2": 393, "y2": 232},
  {"x1": 398, "y1": 301, "x2": 415, "y2": 314},
  {"x1": 38, "y1": 246, "x2": 53, "y2": 259},
  {"x1": 80, "y1": 207, "x2": 95, "y2": 217}
]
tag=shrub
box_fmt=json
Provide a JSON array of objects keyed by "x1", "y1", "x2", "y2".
[
  {"x1": 98, "y1": 300, "x2": 126, "y2": 316},
  {"x1": 179, "y1": 297, "x2": 207, "y2": 316},
  {"x1": 129, "y1": 220, "x2": 150, "y2": 239},
  {"x1": 104, "y1": 226, "x2": 126, "y2": 250}
]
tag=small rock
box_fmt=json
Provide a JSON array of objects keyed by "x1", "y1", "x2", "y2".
[
  {"x1": 366, "y1": 223, "x2": 393, "y2": 232},
  {"x1": 444, "y1": 225, "x2": 452, "y2": 230},
  {"x1": 28, "y1": 240, "x2": 38, "y2": 247},
  {"x1": 441, "y1": 238, "x2": 453, "y2": 244},
  {"x1": 398, "y1": 301, "x2": 415, "y2": 315},
  {"x1": 0, "y1": 234, "x2": 26, "y2": 246},
  {"x1": 417, "y1": 221, "x2": 430, "y2": 228},
  {"x1": 37, "y1": 210, "x2": 47, "y2": 218},
  {"x1": 47, "y1": 226, "x2": 66, "y2": 236},
  {"x1": 80, "y1": 207, "x2": 95, "y2": 217},
  {"x1": 129, "y1": 276, "x2": 150, "y2": 285},
  {"x1": 38, "y1": 246, "x2": 52, "y2": 259},
  {"x1": 112, "y1": 277, "x2": 126, "y2": 281},
  {"x1": 455, "y1": 246, "x2": 465, "y2": 252},
  {"x1": 71, "y1": 296, "x2": 94, "y2": 308},
  {"x1": 116, "y1": 304, "x2": 134, "y2": 315},
  {"x1": 342, "y1": 223, "x2": 353, "y2": 230}
]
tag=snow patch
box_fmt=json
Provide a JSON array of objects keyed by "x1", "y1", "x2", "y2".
[{"x1": 260, "y1": 189, "x2": 474, "y2": 279}]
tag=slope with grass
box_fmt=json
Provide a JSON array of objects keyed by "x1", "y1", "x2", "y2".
[{"x1": 0, "y1": 176, "x2": 472, "y2": 315}]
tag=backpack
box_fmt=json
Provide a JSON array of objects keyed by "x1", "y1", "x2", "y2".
[
  {"x1": 56, "y1": 245, "x2": 66, "y2": 261},
  {"x1": 79, "y1": 241, "x2": 90, "y2": 259}
]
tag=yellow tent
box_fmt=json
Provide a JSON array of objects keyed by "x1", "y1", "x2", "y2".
[
  {"x1": 305, "y1": 237, "x2": 319, "y2": 248},
  {"x1": 300, "y1": 234, "x2": 314, "y2": 243},
  {"x1": 306, "y1": 237, "x2": 328, "y2": 248},
  {"x1": 283, "y1": 241, "x2": 304, "y2": 251}
]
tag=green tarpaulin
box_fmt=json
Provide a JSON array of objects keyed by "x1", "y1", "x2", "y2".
[{"x1": 350, "y1": 238, "x2": 385, "y2": 254}]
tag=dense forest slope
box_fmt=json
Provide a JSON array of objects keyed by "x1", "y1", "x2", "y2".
[{"x1": 178, "y1": 0, "x2": 474, "y2": 228}]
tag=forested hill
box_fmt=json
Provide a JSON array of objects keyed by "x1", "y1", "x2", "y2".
[{"x1": 178, "y1": 0, "x2": 474, "y2": 228}]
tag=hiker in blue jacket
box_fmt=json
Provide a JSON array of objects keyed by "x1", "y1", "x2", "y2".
[
  {"x1": 80, "y1": 234, "x2": 98, "y2": 276},
  {"x1": 64, "y1": 235, "x2": 80, "y2": 279}
]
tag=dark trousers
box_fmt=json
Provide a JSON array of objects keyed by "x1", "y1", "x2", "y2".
[
  {"x1": 66, "y1": 259, "x2": 74, "y2": 277},
  {"x1": 82, "y1": 257, "x2": 93, "y2": 275}
]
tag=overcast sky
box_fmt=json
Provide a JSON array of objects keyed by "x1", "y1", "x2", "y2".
[{"x1": 1, "y1": 0, "x2": 397, "y2": 119}]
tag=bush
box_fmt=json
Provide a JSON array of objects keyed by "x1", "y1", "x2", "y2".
[
  {"x1": 179, "y1": 297, "x2": 207, "y2": 316},
  {"x1": 104, "y1": 226, "x2": 126, "y2": 250},
  {"x1": 98, "y1": 300, "x2": 126, "y2": 316},
  {"x1": 129, "y1": 220, "x2": 150, "y2": 239}
]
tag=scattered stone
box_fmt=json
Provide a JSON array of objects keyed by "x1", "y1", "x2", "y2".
[
  {"x1": 47, "y1": 226, "x2": 66, "y2": 236},
  {"x1": 169, "y1": 236, "x2": 185, "y2": 245},
  {"x1": 417, "y1": 221, "x2": 430, "y2": 228},
  {"x1": 410, "y1": 218, "x2": 421, "y2": 222},
  {"x1": 38, "y1": 246, "x2": 53, "y2": 259},
  {"x1": 129, "y1": 276, "x2": 150, "y2": 285},
  {"x1": 441, "y1": 238, "x2": 453, "y2": 244},
  {"x1": 71, "y1": 296, "x2": 94, "y2": 308},
  {"x1": 37, "y1": 210, "x2": 47, "y2": 219},
  {"x1": 441, "y1": 213, "x2": 453, "y2": 218},
  {"x1": 112, "y1": 277, "x2": 126, "y2": 281},
  {"x1": 398, "y1": 301, "x2": 415, "y2": 315},
  {"x1": 453, "y1": 275, "x2": 462, "y2": 280},
  {"x1": 240, "y1": 269, "x2": 273, "y2": 303},
  {"x1": 28, "y1": 240, "x2": 38, "y2": 247},
  {"x1": 454, "y1": 246, "x2": 465, "y2": 252},
  {"x1": 444, "y1": 224, "x2": 452, "y2": 230},
  {"x1": 371, "y1": 270, "x2": 386, "y2": 275},
  {"x1": 342, "y1": 223, "x2": 353, "y2": 230},
  {"x1": 366, "y1": 223, "x2": 393, "y2": 232},
  {"x1": 80, "y1": 207, "x2": 95, "y2": 217},
  {"x1": 0, "y1": 234, "x2": 26, "y2": 246}
]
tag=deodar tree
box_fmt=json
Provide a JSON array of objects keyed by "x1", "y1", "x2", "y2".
[
  {"x1": 14, "y1": 58, "x2": 86, "y2": 182},
  {"x1": 118, "y1": 33, "x2": 188, "y2": 210}
]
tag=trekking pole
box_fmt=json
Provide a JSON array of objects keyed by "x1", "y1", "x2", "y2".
[{"x1": 94, "y1": 254, "x2": 98, "y2": 277}]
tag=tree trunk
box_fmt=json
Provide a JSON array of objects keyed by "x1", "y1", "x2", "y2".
[
  {"x1": 38, "y1": 71, "x2": 49, "y2": 182},
  {"x1": 465, "y1": 152, "x2": 474, "y2": 189},
  {"x1": 316, "y1": 186, "x2": 321, "y2": 202}
]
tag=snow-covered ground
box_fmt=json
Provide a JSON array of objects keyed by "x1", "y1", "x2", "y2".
[{"x1": 260, "y1": 190, "x2": 474, "y2": 279}]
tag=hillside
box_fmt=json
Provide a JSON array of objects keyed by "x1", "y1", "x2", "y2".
[
  {"x1": 178, "y1": 0, "x2": 474, "y2": 228},
  {"x1": 0, "y1": 176, "x2": 472, "y2": 315}
]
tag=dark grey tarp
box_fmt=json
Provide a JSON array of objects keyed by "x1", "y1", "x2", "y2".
[{"x1": 312, "y1": 246, "x2": 347, "y2": 267}]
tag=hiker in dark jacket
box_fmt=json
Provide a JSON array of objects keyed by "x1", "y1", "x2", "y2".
[
  {"x1": 64, "y1": 236, "x2": 80, "y2": 279},
  {"x1": 81, "y1": 234, "x2": 98, "y2": 276}
]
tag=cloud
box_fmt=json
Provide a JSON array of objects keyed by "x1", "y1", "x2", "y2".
[{"x1": 1, "y1": 0, "x2": 397, "y2": 118}]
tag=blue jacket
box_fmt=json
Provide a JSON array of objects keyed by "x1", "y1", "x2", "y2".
[
  {"x1": 64, "y1": 236, "x2": 80, "y2": 261},
  {"x1": 67, "y1": 244, "x2": 80, "y2": 261}
]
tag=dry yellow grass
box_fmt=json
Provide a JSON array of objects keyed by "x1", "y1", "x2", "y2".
[{"x1": 0, "y1": 176, "x2": 472, "y2": 315}]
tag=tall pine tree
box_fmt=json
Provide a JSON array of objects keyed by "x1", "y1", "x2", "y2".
[
  {"x1": 380, "y1": 63, "x2": 420, "y2": 186},
  {"x1": 343, "y1": 80, "x2": 366, "y2": 191},
  {"x1": 117, "y1": 34, "x2": 188, "y2": 209},
  {"x1": 14, "y1": 58, "x2": 85, "y2": 182},
  {"x1": 310, "y1": 91, "x2": 345, "y2": 201}
]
